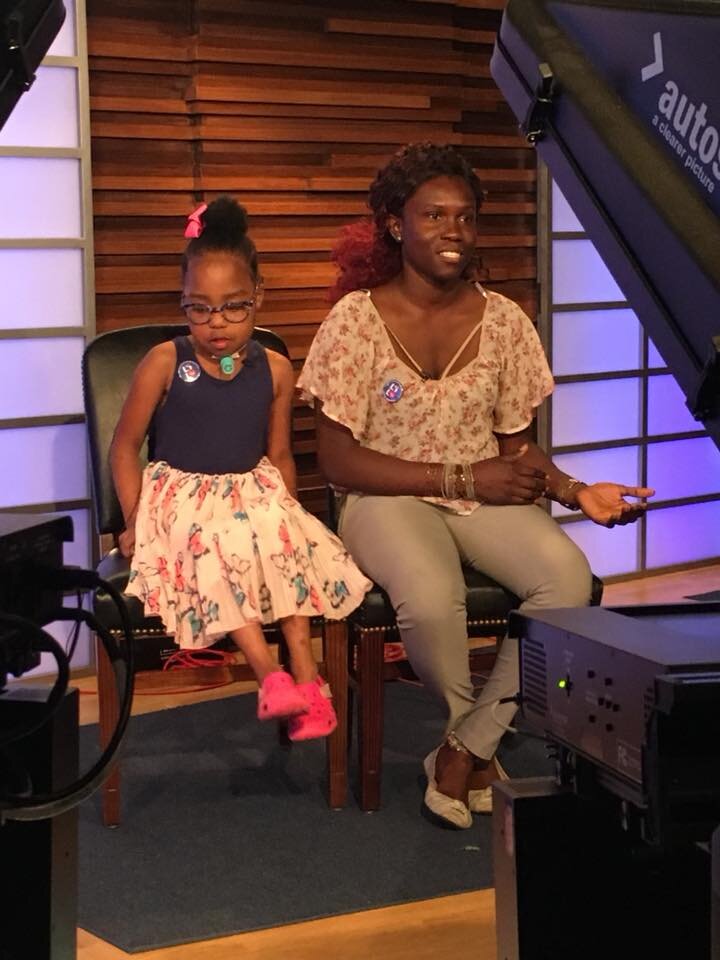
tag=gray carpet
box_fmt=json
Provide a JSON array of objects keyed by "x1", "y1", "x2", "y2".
[{"x1": 78, "y1": 681, "x2": 552, "y2": 953}]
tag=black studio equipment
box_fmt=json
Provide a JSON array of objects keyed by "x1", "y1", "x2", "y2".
[
  {"x1": 490, "y1": 1, "x2": 720, "y2": 958},
  {"x1": 0, "y1": 0, "x2": 66, "y2": 131},
  {"x1": 0, "y1": 513, "x2": 135, "y2": 960},
  {"x1": 0, "y1": 8, "x2": 134, "y2": 958}
]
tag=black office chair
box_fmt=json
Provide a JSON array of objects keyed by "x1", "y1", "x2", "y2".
[
  {"x1": 327, "y1": 491, "x2": 604, "y2": 811},
  {"x1": 82, "y1": 323, "x2": 350, "y2": 824}
]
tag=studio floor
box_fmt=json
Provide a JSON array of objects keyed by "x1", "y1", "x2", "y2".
[{"x1": 75, "y1": 562, "x2": 720, "y2": 960}]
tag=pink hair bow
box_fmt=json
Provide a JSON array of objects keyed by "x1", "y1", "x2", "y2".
[{"x1": 184, "y1": 202, "x2": 207, "y2": 239}]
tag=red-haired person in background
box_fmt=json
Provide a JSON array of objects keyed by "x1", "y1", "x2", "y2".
[{"x1": 298, "y1": 143, "x2": 653, "y2": 828}]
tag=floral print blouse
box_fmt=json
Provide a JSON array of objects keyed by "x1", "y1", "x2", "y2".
[{"x1": 297, "y1": 288, "x2": 554, "y2": 515}]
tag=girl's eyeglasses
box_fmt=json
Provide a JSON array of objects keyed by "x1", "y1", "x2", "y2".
[{"x1": 180, "y1": 299, "x2": 256, "y2": 325}]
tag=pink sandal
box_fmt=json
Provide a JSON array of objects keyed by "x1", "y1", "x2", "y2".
[
  {"x1": 287, "y1": 677, "x2": 338, "y2": 741},
  {"x1": 257, "y1": 670, "x2": 308, "y2": 721}
]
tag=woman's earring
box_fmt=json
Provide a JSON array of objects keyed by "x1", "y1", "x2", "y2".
[{"x1": 391, "y1": 229, "x2": 402, "y2": 243}]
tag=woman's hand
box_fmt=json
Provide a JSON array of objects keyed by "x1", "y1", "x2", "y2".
[
  {"x1": 576, "y1": 482, "x2": 655, "y2": 527},
  {"x1": 472, "y1": 444, "x2": 547, "y2": 505}
]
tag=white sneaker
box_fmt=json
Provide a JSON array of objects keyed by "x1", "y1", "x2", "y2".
[
  {"x1": 422, "y1": 747, "x2": 473, "y2": 829},
  {"x1": 468, "y1": 757, "x2": 509, "y2": 814}
]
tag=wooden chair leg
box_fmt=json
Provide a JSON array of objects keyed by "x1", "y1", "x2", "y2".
[
  {"x1": 96, "y1": 632, "x2": 122, "y2": 827},
  {"x1": 346, "y1": 665, "x2": 355, "y2": 761},
  {"x1": 357, "y1": 628, "x2": 385, "y2": 812},
  {"x1": 322, "y1": 618, "x2": 349, "y2": 809},
  {"x1": 276, "y1": 631, "x2": 291, "y2": 747},
  {"x1": 277, "y1": 630, "x2": 290, "y2": 669}
]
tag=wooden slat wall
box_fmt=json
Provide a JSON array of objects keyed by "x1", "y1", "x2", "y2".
[{"x1": 87, "y1": 0, "x2": 536, "y2": 516}]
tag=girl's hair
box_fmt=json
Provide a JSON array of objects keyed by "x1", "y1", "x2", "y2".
[
  {"x1": 181, "y1": 195, "x2": 259, "y2": 281},
  {"x1": 329, "y1": 142, "x2": 484, "y2": 303}
]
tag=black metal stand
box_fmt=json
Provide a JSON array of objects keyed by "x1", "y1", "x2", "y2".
[
  {"x1": 0, "y1": 687, "x2": 78, "y2": 960},
  {"x1": 493, "y1": 777, "x2": 714, "y2": 960}
]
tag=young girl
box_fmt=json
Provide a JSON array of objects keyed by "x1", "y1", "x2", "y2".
[{"x1": 110, "y1": 196, "x2": 371, "y2": 741}]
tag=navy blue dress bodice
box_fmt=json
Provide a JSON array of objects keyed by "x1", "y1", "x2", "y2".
[{"x1": 150, "y1": 336, "x2": 273, "y2": 474}]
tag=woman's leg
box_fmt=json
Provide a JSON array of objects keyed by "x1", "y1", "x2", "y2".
[
  {"x1": 445, "y1": 503, "x2": 592, "y2": 766},
  {"x1": 340, "y1": 495, "x2": 476, "y2": 730}
]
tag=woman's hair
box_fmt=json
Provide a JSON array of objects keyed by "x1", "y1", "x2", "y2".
[
  {"x1": 329, "y1": 142, "x2": 484, "y2": 303},
  {"x1": 181, "y1": 195, "x2": 259, "y2": 281}
]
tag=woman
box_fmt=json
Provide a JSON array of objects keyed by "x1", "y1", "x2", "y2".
[{"x1": 297, "y1": 143, "x2": 653, "y2": 828}]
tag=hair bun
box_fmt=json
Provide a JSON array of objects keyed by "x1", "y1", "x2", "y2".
[
  {"x1": 182, "y1": 193, "x2": 259, "y2": 281},
  {"x1": 202, "y1": 194, "x2": 249, "y2": 238}
]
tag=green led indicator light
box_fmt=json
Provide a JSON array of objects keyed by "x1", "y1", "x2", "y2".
[{"x1": 558, "y1": 678, "x2": 567, "y2": 689}]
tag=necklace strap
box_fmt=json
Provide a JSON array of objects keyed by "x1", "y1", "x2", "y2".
[
  {"x1": 384, "y1": 318, "x2": 484, "y2": 381},
  {"x1": 210, "y1": 349, "x2": 243, "y2": 361},
  {"x1": 383, "y1": 326, "x2": 429, "y2": 378},
  {"x1": 438, "y1": 319, "x2": 484, "y2": 379}
]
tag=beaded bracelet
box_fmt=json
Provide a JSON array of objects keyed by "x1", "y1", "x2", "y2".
[
  {"x1": 556, "y1": 476, "x2": 588, "y2": 510},
  {"x1": 462, "y1": 461, "x2": 476, "y2": 501},
  {"x1": 446, "y1": 731, "x2": 472, "y2": 755},
  {"x1": 425, "y1": 463, "x2": 442, "y2": 497},
  {"x1": 453, "y1": 463, "x2": 465, "y2": 500},
  {"x1": 441, "y1": 462, "x2": 456, "y2": 500}
]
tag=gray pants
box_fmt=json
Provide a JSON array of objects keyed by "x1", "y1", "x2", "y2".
[{"x1": 339, "y1": 495, "x2": 592, "y2": 760}]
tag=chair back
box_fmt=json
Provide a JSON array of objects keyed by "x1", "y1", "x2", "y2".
[{"x1": 82, "y1": 324, "x2": 289, "y2": 535}]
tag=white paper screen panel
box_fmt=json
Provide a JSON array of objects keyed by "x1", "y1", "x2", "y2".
[
  {"x1": 647, "y1": 375, "x2": 702, "y2": 435},
  {"x1": 0, "y1": 249, "x2": 83, "y2": 329},
  {"x1": 0, "y1": 338, "x2": 84, "y2": 418},
  {"x1": 552, "y1": 239, "x2": 626, "y2": 304},
  {"x1": 47, "y1": 0, "x2": 77, "y2": 56},
  {"x1": 551, "y1": 179, "x2": 583, "y2": 232},
  {"x1": 552, "y1": 378, "x2": 641, "y2": 446},
  {"x1": 0, "y1": 424, "x2": 88, "y2": 507},
  {"x1": 646, "y1": 501, "x2": 720, "y2": 567},
  {"x1": 0, "y1": 158, "x2": 81, "y2": 238},
  {"x1": 647, "y1": 438, "x2": 720, "y2": 501},
  {"x1": 562, "y1": 519, "x2": 639, "y2": 579},
  {"x1": 552, "y1": 308, "x2": 642, "y2": 376},
  {"x1": 0, "y1": 67, "x2": 78, "y2": 149}
]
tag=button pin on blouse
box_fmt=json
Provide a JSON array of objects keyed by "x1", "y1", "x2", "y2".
[{"x1": 382, "y1": 379, "x2": 405, "y2": 403}]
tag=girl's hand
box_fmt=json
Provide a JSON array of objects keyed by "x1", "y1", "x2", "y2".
[
  {"x1": 576, "y1": 482, "x2": 655, "y2": 527},
  {"x1": 472, "y1": 445, "x2": 547, "y2": 505},
  {"x1": 118, "y1": 527, "x2": 136, "y2": 558},
  {"x1": 118, "y1": 511, "x2": 137, "y2": 558}
]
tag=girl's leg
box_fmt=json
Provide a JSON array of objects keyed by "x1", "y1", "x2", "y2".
[
  {"x1": 229, "y1": 622, "x2": 277, "y2": 683},
  {"x1": 232, "y1": 622, "x2": 309, "y2": 721},
  {"x1": 280, "y1": 615, "x2": 337, "y2": 741},
  {"x1": 278, "y1": 615, "x2": 317, "y2": 685}
]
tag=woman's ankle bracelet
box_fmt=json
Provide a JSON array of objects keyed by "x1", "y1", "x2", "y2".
[{"x1": 446, "y1": 731, "x2": 472, "y2": 755}]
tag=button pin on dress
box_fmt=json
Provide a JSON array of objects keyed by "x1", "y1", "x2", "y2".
[{"x1": 178, "y1": 360, "x2": 201, "y2": 382}]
